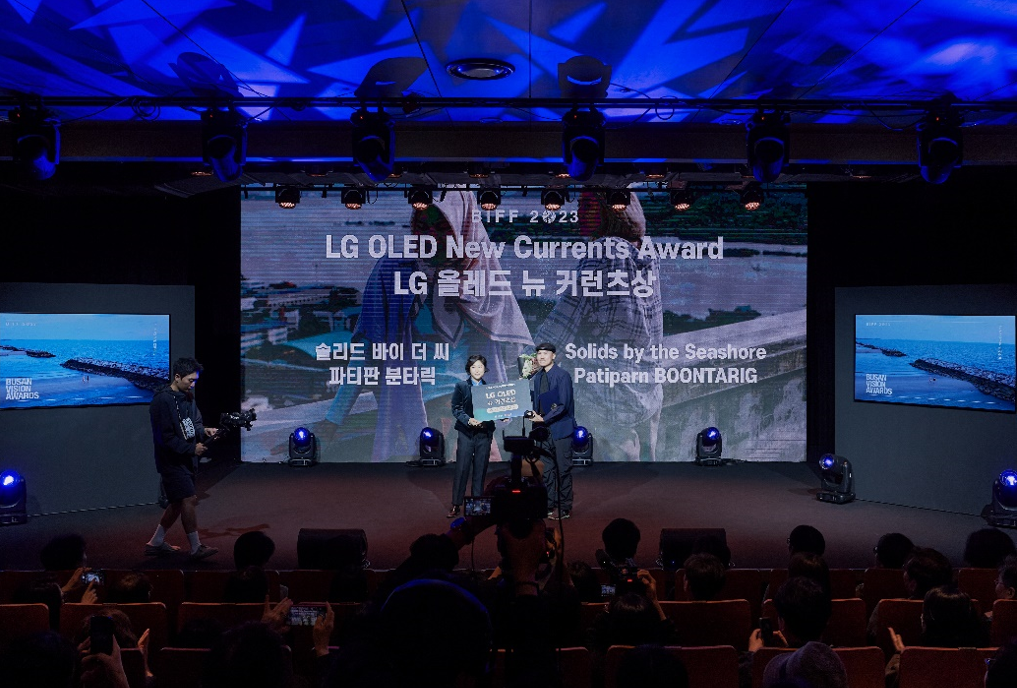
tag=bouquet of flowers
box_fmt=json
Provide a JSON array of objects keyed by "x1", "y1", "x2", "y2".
[{"x1": 518, "y1": 353, "x2": 538, "y2": 379}]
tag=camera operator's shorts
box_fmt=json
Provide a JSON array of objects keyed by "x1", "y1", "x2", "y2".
[{"x1": 160, "y1": 463, "x2": 197, "y2": 502}]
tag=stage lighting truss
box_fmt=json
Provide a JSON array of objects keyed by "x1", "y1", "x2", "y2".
[
  {"x1": 418, "y1": 427, "x2": 446, "y2": 467},
  {"x1": 351, "y1": 108, "x2": 395, "y2": 182},
  {"x1": 201, "y1": 108, "x2": 247, "y2": 183},
  {"x1": 746, "y1": 110, "x2": 789, "y2": 183},
  {"x1": 572, "y1": 426, "x2": 594, "y2": 466},
  {"x1": 0, "y1": 469, "x2": 28, "y2": 525},
  {"x1": 695, "y1": 427, "x2": 723, "y2": 466},
  {"x1": 10, "y1": 106, "x2": 60, "y2": 181},
  {"x1": 983, "y1": 469, "x2": 1017, "y2": 528},
  {"x1": 817, "y1": 453, "x2": 855, "y2": 504},
  {"x1": 917, "y1": 110, "x2": 963, "y2": 184},
  {"x1": 562, "y1": 106, "x2": 605, "y2": 182},
  {"x1": 275, "y1": 186, "x2": 301, "y2": 208},
  {"x1": 288, "y1": 427, "x2": 318, "y2": 467}
]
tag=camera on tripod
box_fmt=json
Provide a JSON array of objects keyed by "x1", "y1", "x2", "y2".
[
  {"x1": 219, "y1": 408, "x2": 257, "y2": 431},
  {"x1": 486, "y1": 434, "x2": 547, "y2": 538}
]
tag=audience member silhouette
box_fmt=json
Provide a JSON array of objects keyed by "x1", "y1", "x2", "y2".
[
  {"x1": 0, "y1": 630, "x2": 79, "y2": 688},
  {"x1": 203, "y1": 621, "x2": 292, "y2": 688},
  {"x1": 223, "y1": 565, "x2": 270, "y2": 603},
  {"x1": 963, "y1": 527, "x2": 1017, "y2": 569},
  {"x1": 692, "y1": 533, "x2": 732, "y2": 568},
  {"x1": 233, "y1": 531, "x2": 277, "y2": 569},
  {"x1": 568, "y1": 560, "x2": 603, "y2": 603},
  {"x1": 986, "y1": 640, "x2": 1017, "y2": 688},
  {"x1": 615, "y1": 644, "x2": 690, "y2": 688},
  {"x1": 761, "y1": 641, "x2": 848, "y2": 688},
  {"x1": 787, "y1": 525, "x2": 825, "y2": 556},
  {"x1": 787, "y1": 552, "x2": 831, "y2": 596},
  {"x1": 683, "y1": 553, "x2": 726, "y2": 601},
  {"x1": 106, "y1": 572, "x2": 153, "y2": 604},
  {"x1": 601, "y1": 518, "x2": 641, "y2": 564},
  {"x1": 874, "y1": 532, "x2": 915, "y2": 569},
  {"x1": 40, "y1": 533, "x2": 87, "y2": 571},
  {"x1": 12, "y1": 577, "x2": 64, "y2": 630}
]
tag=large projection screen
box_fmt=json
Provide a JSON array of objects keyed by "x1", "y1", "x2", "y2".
[{"x1": 240, "y1": 189, "x2": 807, "y2": 463}]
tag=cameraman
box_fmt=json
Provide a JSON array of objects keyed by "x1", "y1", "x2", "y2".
[{"x1": 145, "y1": 357, "x2": 219, "y2": 561}]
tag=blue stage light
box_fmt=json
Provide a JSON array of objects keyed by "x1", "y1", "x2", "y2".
[
  {"x1": 572, "y1": 426, "x2": 594, "y2": 466},
  {"x1": 417, "y1": 427, "x2": 445, "y2": 467},
  {"x1": 818, "y1": 453, "x2": 855, "y2": 504},
  {"x1": 820, "y1": 454, "x2": 836, "y2": 471},
  {"x1": 996, "y1": 470, "x2": 1017, "y2": 508},
  {"x1": 288, "y1": 427, "x2": 317, "y2": 467},
  {"x1": 11, "y1": 107, "x2": 60, "y2": 181},
  {"x1": 0, "y1": 469, "x2": 28, "y2": 525},
  {"x1": 695, "y1": 427, "x2": 722, "y2": 466}
]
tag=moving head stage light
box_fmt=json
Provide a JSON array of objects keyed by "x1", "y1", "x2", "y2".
[
  {"x1": 572, "y1": 426, "x2": 593, "y2": 466},
  {"x1": 0, "y1": 469, "x2": 28, "y2": 525},
  {"x1": 288, "y1": 427, "x2": 318, "y2": 467},
  {"x1": 983, "y1": 469, "x2": 1017, "y2": 528},
  {"x1": 418, "y1": 427, "x2": 446, "y2": 467},
  {"x1": 695, "y1": 427, "x2": 722, "y2": 466},
  {"x1": 817, "y1": 453, "x2": 855, "y2": 504}
]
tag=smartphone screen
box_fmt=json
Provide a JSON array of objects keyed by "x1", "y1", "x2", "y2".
[
  {"x1": 288, "y1": 605, "x2": 325, "y2": 627},
  {"x1": 601, "y1": 584, "x2": 616, "y2": 598},
  {"x1": 90, "y1": 615, "x2": 115, "y2": 655},
  {"x1": 463, "y1": 496, "x2": 492, "y2": 517},
  {"x1": 759, "y1": 617, "x2": 774, "y2": 645},
  {"x1": 81, "y1": 570, "x2": 105, "y2": 586}
]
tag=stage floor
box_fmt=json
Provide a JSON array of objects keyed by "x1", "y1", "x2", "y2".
[{"x1": 0, "y1": 460, "x2": 989, "y2": 572}]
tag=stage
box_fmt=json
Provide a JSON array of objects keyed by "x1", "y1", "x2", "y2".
[{"x1": 0, "y1": 459, "x2": 990, "y2": 573}]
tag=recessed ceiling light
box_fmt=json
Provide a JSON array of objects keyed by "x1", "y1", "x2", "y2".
[{"x1": 446, "y1": 58, "x2": 515, "y2": 80}]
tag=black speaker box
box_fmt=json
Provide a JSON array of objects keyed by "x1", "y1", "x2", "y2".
[
  {"x1": 658, "y1": 527, "x2": 727, "y2": 570},
  {"x1": 297, "y1": 528, "x2": 368, "y2": 569}
]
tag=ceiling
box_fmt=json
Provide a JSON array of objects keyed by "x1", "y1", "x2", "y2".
[{"x1": 2, "y1": 0, "x2": 1017, "y2": 192}]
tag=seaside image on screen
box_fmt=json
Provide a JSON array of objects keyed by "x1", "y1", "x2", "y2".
[
  {"x1": 240, "y1": 188, "x2": 808, "y2": 464},
  {"x1": 0, "y1": 313, "x2": 170, "y2": 409},
  {"x1": 855, "y1": 315, "x2": 1016, "y2": 412}
]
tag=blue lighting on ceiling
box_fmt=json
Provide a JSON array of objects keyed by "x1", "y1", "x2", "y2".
[
  {"x1": 267, "y1": 14, "x2": 305, "y2": 66},
  {"x1": 549, "y1": 2, "x2": 606, "y2": 43}
]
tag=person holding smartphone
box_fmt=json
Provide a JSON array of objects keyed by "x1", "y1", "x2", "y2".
[
  {"x1": 447, "y1": 355, "x2": 496, "y2": 518},
  {"x1": 145, "y1": 357, "x2": 219, "y2": 560}
]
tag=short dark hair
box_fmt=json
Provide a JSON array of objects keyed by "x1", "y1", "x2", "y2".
[
  {"x1": 223, "y1": 566, "x2": 269, "y2": 603},
  {"x1": 921, "y1": 585, "x2": 987, "y2": 648},
  {"x1": 234, "y1": 531, "x2": 276, "y2": 569},
  {"x1": 616, "y1": 644, "x2": 690, "y2": 688},
  {"x1": 39, "y1": 533, "x2": 86, "y2": 571},
  {"x1": 963, "y1": 528, "x2": 1017, "y2": 569},
  {"x1": 0, "y1": 630, "x2": 79, "y2": 688},
  {"x1": 875, "y1": 533, "x2": 915, "y2": 569},
  {"x1": 773, "y1": 576, "x2": 832, "y2": 642},
  {"x1": 692, "y1": 534, "x2": 732, "y2": 568},
  {"x1": 173, "y1": 357, "x2": 204, "y2": 378},
  {"x1": 568, "y1": 561, "x2": 603, "y2": 603},
  {"x1": 788, "y1": 525, "x2": 825, "y2": 556},
  {"x1": 606, "y1": 593, "x2": 665, "y2": 647},
  {"x1": 905, "y1": 547, "x2": 954, "y2": 599},
  {"x1": 683, "y1": 553, "x2": 726, "y2": 601},
  {"x1": 602, "y1": 518, "x2": 641, "y2": 561},
  {"x1": 788, "y1": 552, "x2": 831, "y2": 595},
  {"x1": 204, "y1": 622, "x2": 292, "y2": 688},
  {"x1": 106, "y1": 572, "x2": 153, "y2": 604},
  {"x1": 465, "y1": 354, "x2": 488, "y2": 373}
]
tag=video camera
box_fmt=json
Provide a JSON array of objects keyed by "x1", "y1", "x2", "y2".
[
  {"x1": 219, "y1": 408, "x2": 257, "y2": 431},
  {"x1": 595, "y1": 548, "x2": 647, "y2": 597},
  {"x1": 491, "y1": 434, "x2": 548, "y2": 539}
]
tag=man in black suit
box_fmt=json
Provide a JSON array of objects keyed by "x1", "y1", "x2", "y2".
[
  {"x1": 448, "y1": 354, "x2": 496, "y2": 518},
  {"x1": 529, "y1": 342, "x2": 576, "y2": 519}
]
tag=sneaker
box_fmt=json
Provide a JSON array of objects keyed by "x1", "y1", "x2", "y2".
[
  {"x1": 144, "y1": 542, "x2": 180, "y2": 556},
  {"x1": 188, "y1": 544, "x2": 219, "y2": 561},
  {"x1": 547, "y1": 510, "x2": 555, "y2": 519},
  {"x1": 559, "y1": 510, "x2": 572, "y2": 520}
]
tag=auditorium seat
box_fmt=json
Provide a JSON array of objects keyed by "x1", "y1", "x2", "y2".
[
  {"x1": 604, "y1": 644, "x2": 738, "y2": 688},
  {"x1": 492, "y1": 646, "x2": 591, "y2": 688},
  {"x1": 175, "y1": 602, "x2": 265, "y2": 633},
  {"x1": 750, "y1": 646, "x2": 884, "y2": 688},
  {"x1": 60, "y1": 602, "x2": 170, "y2": 652},
  {"x1": 957, "y1": 568, "x2": 997, "y2": 612},
  {"x1": 0, "y1": 603, "x2": 50, "y2": 644},
  {"x1": 658, "y1": 600, "x2": 752, "y2": 650},
  {"x1": 767, "y1": 568, "x2": 860, "y2": 600},
  {"x1": 860, "y1": 567, "x2": 909, "y2": 615},
  {"x1": 991, "y1": 599, "x2": 1017, "y2": 646},
  {"x1": 897, "y1": 647, "x2": 999, "y2": 688},
  {"x1": 155, "y1": 647, "x2": 208, "y2": 688},
  {"x1": 871, "y1": 599, "x2": 924, "y2": 658},
  {"x1": 579, "y1": 602, "x2": 607, "y2": 633},
  {"x1": 674, "y1": 567, "x2": 764, "y2": 619},
  {"x1": 185, "y1": 569, "x2": 281, "y2": 602},
  {"x1": 0, "y1": 569, "x2": 75, "y2": 603},
  {"x1": 104, "y1": 569, "x2": 185, "y2": 627},
  {"x1": 761, "y1": 597, "x2": 867, "y2": 647}
]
